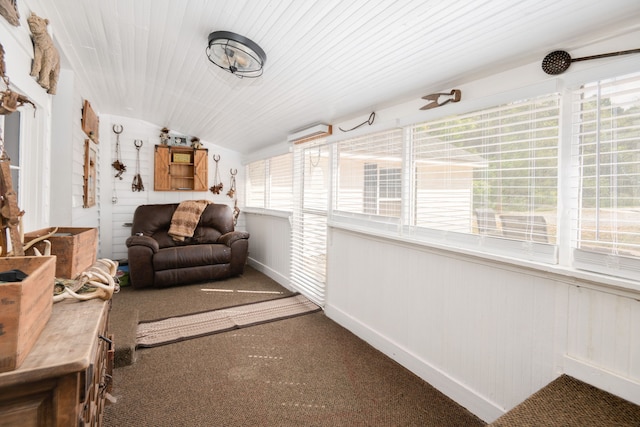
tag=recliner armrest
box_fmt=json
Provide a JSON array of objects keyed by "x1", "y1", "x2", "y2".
[
  {"x1": 218, "y1": 230, "x2": 250, "y2": 247},
  {"x1": 126, "y1": 235, "x2": 160, "y2": 253}
]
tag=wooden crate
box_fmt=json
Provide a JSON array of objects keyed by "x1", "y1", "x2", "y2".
[
  {"x1": 0, "y1": 256, "x2": 56, "y2": 373},
  {"x1": 24, "y1": 227, "x2": 98, "y2": 279}
]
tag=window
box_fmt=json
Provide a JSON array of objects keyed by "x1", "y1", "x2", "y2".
[
  {"x1": 572, "y1": 72, "x2": 640, "y2": 280},
  {"x1": 1, "y1": 112, "x2": 21, "y2": 199},
  {"x1": 411, "y1": 94, "x2": 560, "y2": 242},
  {"x1": 291, "y1": 142, "x2": 330, "y2": 305},
  {"x1": 269, "y1": 153, "x2": 293, "y2": 211},
  {"x1": 335, "y1": 129, "x2": 403, "y2": 221},
  {"x1": 245, "y1": 153, "x2": 293, "y2": 211},
  {"x1": 246, "y1": 159, "x2": 266, "y2": 208},
  {"x1": 363, "y1": 165, "x2": 401, "y2": 216},
  {"x1": 329, "y1": 96, "x2": 560, "y2": 262}
]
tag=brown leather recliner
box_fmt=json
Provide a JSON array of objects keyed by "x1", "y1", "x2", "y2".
[{"x1": 125, "y1": 203, "x2": 249, "y2": 288}]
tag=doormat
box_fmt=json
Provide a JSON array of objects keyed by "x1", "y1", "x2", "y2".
[{"x1": 136, "y1": 294, "x2": 321, "y2": 348}]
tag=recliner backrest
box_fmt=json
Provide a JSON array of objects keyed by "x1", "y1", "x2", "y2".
[{"x1": 131, "y1": 203, "x2": 234, "y2": 248}]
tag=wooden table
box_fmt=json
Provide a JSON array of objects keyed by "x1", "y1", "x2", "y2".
[{"x1": 0, "y1": 299, "x2": 113, "y2": 426}]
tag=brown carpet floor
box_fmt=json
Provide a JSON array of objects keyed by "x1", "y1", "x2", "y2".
[
  {"x1": 104, "y1": 266, "x2": 640, "y2": 426},
  {"x1": 104, "y1": 267, "x2": 484, "y2": 426},
  {"x1": 490, "y1": 374, "x2": 640, "y2": 427}
]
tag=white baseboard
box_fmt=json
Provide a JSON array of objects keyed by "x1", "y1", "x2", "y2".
[
  {"x1": 325, "y1": 303, "x2": 504, "y2": 423},
  {"x1": 563, "y1": 355, "x2": 640, "y2": 406},
  {"x1": 247, "y1": 258, "x2": 293, "y2": 292}
]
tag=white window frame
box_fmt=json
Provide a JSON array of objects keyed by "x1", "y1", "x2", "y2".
[
  {"x1": 402, "y1": 93, "x2": 561, "y2": 264},
  {"x1": 570, "y1": 71, "x2": 640, "y2": 281},
  {"x1": 245, "y1": 152, "x2": 293, "y2": 213}
]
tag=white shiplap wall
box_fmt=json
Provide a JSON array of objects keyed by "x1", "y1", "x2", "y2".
[
  {"x1": 244, "y1": 211, "x2": 292, "y2": 288},
  {"x1": 565, "y1": 286, "x2": 640, "y2": 389},
  {"x1": 98, "y1": 114, "x2": 246, "y2": 261},
  {"x1": 323, "y1": 227, "x2": 640, "y2": 422}
]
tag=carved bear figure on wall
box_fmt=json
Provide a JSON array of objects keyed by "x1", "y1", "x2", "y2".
[{"x1": 27, "y1": 13, "x2": 60, "y2": 94}]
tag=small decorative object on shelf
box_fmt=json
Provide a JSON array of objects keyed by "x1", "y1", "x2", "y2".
[
  {"x1": 172, "y1": 136, "x2": 187, "y2": 146},
  {"x1": 209, "y1": 154, "x2": 223, "y2": 194},
  {"x1": 159, "y1": 127, "x2": 170, "y2": 145},
  {"x1": 227, "y1": 168, "x2": 237, "y2": 198},
  {"x1": 191, "y1": 136, "x2": 202, "y2": 149}
]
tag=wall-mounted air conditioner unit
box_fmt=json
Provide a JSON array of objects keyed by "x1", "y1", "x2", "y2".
[{"x1": 287, "y1": 124, "x2": 332, "y2": 143}]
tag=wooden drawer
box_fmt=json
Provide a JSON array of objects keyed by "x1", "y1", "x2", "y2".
[{"x1": 80, "y1": 316, "x2": 113, "y2": 425}]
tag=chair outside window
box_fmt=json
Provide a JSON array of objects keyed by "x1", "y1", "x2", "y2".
[
  {"x1": 474, "y1": 208, "x2": 500, "y2": 236},
  {"x1": 499, "y1": 215, "x2": 549, "y2": 243}
]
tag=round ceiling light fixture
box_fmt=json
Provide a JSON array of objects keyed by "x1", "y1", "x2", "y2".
[{"x1": 206, "y1": 31, "x2": 267, "y2": 78}]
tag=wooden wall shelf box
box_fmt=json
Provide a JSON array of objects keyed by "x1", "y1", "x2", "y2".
[
  {"x1": 0, "y1": 256, "x2": 56, "y2": 373},
  {"x1": 24, "y1": 227, "x2": 98, "y2": 279},
  {"x1": 154, "y1": 145, "x2": 208, "y2": 191},
  {"x1": 0, "y1": 299, "x2": 113, "y2": 426}
]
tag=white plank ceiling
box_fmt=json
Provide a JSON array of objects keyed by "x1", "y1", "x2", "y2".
[{"x1": 22, "y1": 0, "x2": 640, "y2": 154}]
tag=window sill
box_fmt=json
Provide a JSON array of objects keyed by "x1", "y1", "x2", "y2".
[
  {"x1": 244, "y1": 207, "x2": 291, "y2": 219},
  {"x1": 328, "y1": 220, "x2": 640, "y2": 298}
]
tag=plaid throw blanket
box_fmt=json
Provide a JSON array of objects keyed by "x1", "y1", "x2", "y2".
[{"x1": 168, "y1": 200, "x2": 211, "y2": 242}]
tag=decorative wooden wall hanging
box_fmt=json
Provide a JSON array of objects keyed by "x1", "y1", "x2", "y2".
[
  {"x1": 83, "y1": 139, "x2": 97, "y2": 208},
  {"x1": 82, "y1": 99, "x2": 99, "y2": 143}
]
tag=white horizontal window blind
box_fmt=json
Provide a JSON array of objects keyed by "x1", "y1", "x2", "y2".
[
  {"x1": 268, "y1": 152, "x2": 293, "y2": 211},
  {"x1": 290, "y1": 141, "x2": 330, "y2": 305},
  {"x1": 335, "y1": 129, "x2": 404, "y2": 222},
  {"x1": 411, "y1": 94, "x2": 560, "y2": 245},
  {"x1": 572, "y1": 72, "x2": 640, "y2": 280},
  {"x1": 246, "y1": 160, "x2": 266, "y2": 208}
]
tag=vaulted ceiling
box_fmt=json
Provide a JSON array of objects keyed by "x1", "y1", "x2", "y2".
[{"x1": 23, "y1": 0, "x2": 640, "y2": 154}]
